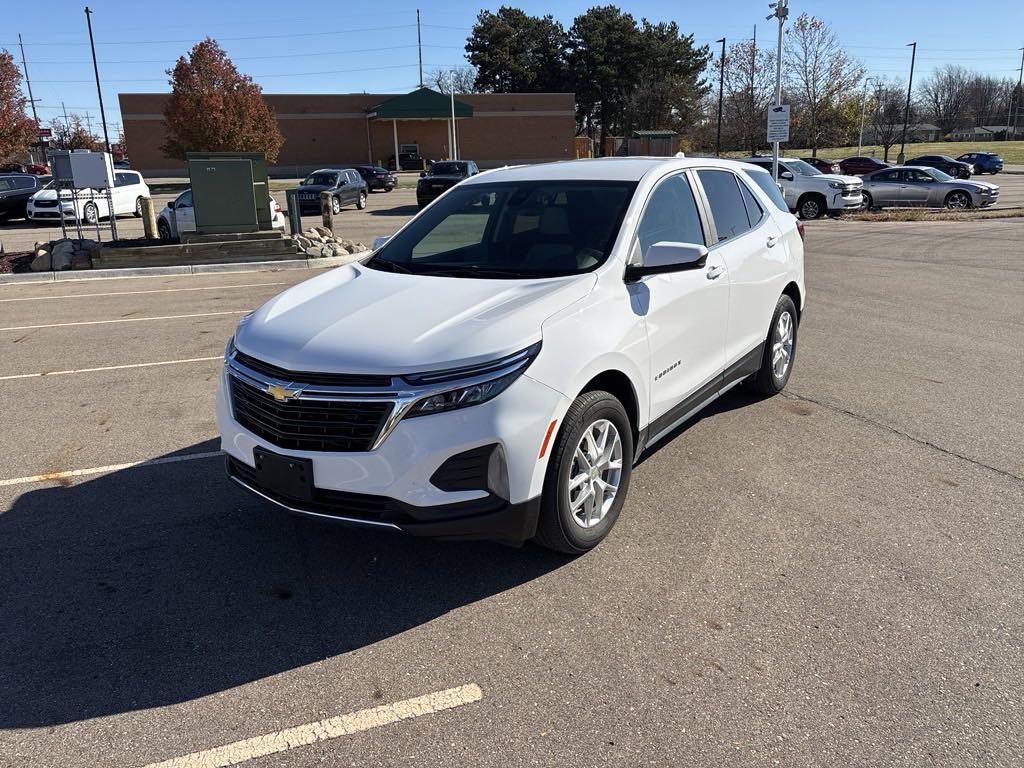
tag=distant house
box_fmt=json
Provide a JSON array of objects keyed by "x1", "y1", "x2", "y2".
[
  {"x1": 948, "y1": 125, "x2": 1022, "y2": 141},
  {"x1": 862, "y1": 123, "x2": 941, "y2": 143}
]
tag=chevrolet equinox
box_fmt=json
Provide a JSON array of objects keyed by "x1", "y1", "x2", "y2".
[{"x1": 218, "y1": 157, "x2": 805, "y2": 553}]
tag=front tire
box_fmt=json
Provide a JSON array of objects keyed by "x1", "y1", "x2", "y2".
[
  {"x1": 797, "y1": 194, "x2": 824, "y2": 220},
  {"x1": 861, "y1": 191, "x2": 875, "y2": 211},
  {"x1": 330, "y1": 196, "x2": 341, "y2": 215},
  {"x1": 157, "y1": 218, "x2": 171, "y2": 240},
  {"x1": 82, "y1": 202, "x2": 98, "y2": 225},
  {"x1": 749, "y1": 294, "x2": 798, "y2": 396},
  {"x1": 534, "y1": 391, "x2": 633, "y2": 554},
  {"x1": 945, "y1": 191, "x2": 971, "y2": 210}
]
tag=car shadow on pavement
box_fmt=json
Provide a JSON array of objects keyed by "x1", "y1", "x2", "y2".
[
  {"x1": 0, "y1": 440, "x2": 568, "y2": 728},
  {"x1": 369, "y1": 205, "x2": 419, "y2": 217}
]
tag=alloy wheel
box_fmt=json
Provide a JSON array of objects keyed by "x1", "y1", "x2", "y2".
[
  {"x1": 800, "y1": 199, "x2": 820, "y2": 219},
  {"x1": 331, "y1": 197, "x2": 341, "y2": 215},
  {"x1": 567, "y1": 419, "x2": 623, "y2": 529},
  {"x1": 946, "y1": 192, "x2": 970, "y2": 210},
  {"x1": 83, "y1": 203, "x2": 98, "y2": 225},
  {"x1": 772, "y1": 311, "x2": 794, "y2": 379}
]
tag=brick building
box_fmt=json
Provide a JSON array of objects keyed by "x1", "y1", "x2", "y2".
[{"x1": 118, "y1": 88, "x2": 576, "y2": 176}]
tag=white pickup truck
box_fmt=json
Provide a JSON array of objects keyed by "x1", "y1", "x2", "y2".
[{"x1": 742, "y1": 156, "x2": 862, "y2": 219}]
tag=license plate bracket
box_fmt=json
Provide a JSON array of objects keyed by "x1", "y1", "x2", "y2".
[{"x1": 252, "y1": 447, "x2": 314, "y2": 503}]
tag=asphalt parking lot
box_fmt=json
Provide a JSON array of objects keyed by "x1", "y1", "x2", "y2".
[{"x1": 1, "y1": 217, "x2": 1022, "y2": 766}]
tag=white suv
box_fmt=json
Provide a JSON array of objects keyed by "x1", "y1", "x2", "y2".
[
  {"x1": 742, "y1": 156, "x2": 862, "y2": 219},
  {"x1": 217, "y1": 157, "x2": 805, "y2": 553},
  {"x1": 27, "y1": 171, "x2": 150, "y2": 224}
]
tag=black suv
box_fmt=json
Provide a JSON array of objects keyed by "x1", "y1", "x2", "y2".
[
  {"x1": 0, "y1": 173, "x2": 46, "y2": 222},
  {"x1": 294, "y1": 168, "x2": 368, "y2": 216},
  {"x1": 416, "y1": 161, "x2": 480, "y2": 209},
  {"x1": 343, "y1": 165, "x2": 397, "y2": 192},
  {"x1": 905, "y1": 155, "x2": 972, "y2": 179}
]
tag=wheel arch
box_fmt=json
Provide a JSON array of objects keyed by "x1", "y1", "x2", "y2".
[
  {"x1": 578, "y1": 370, "x2": 640, "y2": 444},
  {"x1": 782, "y1": 281, "x2": 803, "y2": 320}
]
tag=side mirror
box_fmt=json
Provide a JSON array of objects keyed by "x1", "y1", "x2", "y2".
[
  {"x1": 624, "y1": 242, "x2": 708, "y2": 282},
  {"x1": 419, "y1": 172, "x2": 427, "y2": 178},
  {"x1": 167, "y1": 200, "x2": 175, "y2": 210},
  {"x1": 372, "y1": 235, "x2": 390, "y2": 250},
  {"x1": 779, "y1": 171, "x2": 794, "y2": 181}
]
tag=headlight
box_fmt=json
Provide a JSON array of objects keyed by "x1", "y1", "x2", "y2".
[
  {"x1": 828, "y1": 181, "x2": 844, "y2": 189},
  {"x1": 404, "y1": 342, "x2": 541, "y2": 417},
  {"x1": 224, "y1": 335, "x2": 236, "y2": 360}
]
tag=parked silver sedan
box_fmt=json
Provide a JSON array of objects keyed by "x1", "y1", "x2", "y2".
[{"x1": 860, "y1": 166, "x2": 999, "y2": 210}]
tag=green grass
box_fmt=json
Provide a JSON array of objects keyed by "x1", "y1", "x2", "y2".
[{"x1": 780, "y1": 140, "x2": 1024, "y2": 165}]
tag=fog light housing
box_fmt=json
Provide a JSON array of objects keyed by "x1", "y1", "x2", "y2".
[{"x1": 486, "y1": 444, "x2": 510, "y2": 501}]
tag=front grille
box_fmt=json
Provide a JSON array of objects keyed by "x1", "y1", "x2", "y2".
[
  {"x1": 229, "y1": 376, "x2": 392, "y2": 452},
  {"x1": 33, "y1": 199, "x2": 59, "y2": 208},
  {"x1": 233, "y1": 350, "x2": 393, "y2": 388}
]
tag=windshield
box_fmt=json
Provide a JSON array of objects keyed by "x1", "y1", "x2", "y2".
[
  {"x1": 302, "y1": 172, "x2": 338, "y2": 186},
  {"x1": 367, "y1": 180, "x2": 637, "y2": 279},
  {"x1": 430, "y1": 162, "x2": 467, "y2": 176},
  {"x1": 925, "y1": 167, "x2": 954, "y2": 182},
  {"x1": 787, "y1": 159, "x2": 822, "y2": 176}
]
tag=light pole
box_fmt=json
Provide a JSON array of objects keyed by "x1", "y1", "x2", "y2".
[
  {"x1": 715, "y1": 38, "x2": 726, "y2": 157},
  {"x1": 84, "y1": 6, "x2": 111, "y2": 154},
  {"x1": 898, "y1": 41, "x2": 916, "y2": 164},
  {"x1": 857, "y1": 77, "x2": 874, "y2": 155},
  {"x1": 768, "y1": 1, "x2": 788, "y2": 181}
]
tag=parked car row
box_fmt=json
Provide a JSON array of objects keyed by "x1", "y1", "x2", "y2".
[
  {"x1": 742, "y1": 156, "x2": 863, "y2": 219},
  {"x1": 416, "y1": 160, "x2": 480, "y2": 209},
  {"x1": 1, "y1": 161, "x2": 50, "y2": 175},
  {"x1": 0, "y1": 170, "x2": 150, "y2": 225}
]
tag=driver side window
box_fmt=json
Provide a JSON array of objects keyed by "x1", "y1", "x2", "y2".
[{"x1": 635, "y1": 174, "x2": 705, "y2": 260}]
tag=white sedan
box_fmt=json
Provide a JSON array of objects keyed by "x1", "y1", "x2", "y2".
[
  {"x1": 157, "y1": 189, "x2": 286, "y2": 239},
  {"x1": 27, "y1": 171, "x2": 150, "y2": 225}
]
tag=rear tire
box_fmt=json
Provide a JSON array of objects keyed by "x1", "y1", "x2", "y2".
[
  {"x1": 134, "y1": 196, "x2": 144, "y2": 217},
  {"x1": 534, "y1": 391, "x2": 634, "y2": 554},
  {"x1": 82, "y1": 202, "x2": 98, "y2": 225},
  {"x1": 157, "y1": 218, "x2": 171, "y2": 240},
  {"x1": 330, "y1": 197, "x2": 341, "y2": 215},
  {"x1": 861, "y1": 191, "x2": 874, "y2": 211},
  {"x1": 749, "y1": 294, "x2": 798, "y2": 396},
  {"x1": 356, "y1": 191, "x2": 367, "y2": 210},
  {"x1": 945, "y1": 190, "x2": 971, "y2": 210}
]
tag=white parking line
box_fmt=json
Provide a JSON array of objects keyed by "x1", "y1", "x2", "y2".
[
  {"x1": 0, "y1": 309, "x2": 248, "y2": 332},
  {"x1": 0, "y1": 450, "x2": 223, "y2": 488},
  {"x1": 0, "y1": 355, "x2": 221, "y2": 381},
  {"x1": 0, "y1": 281, "x2": 287, "y2": 303},
  {"x1": 139, "y1": 683, "x2": 483, "y2": 768}
]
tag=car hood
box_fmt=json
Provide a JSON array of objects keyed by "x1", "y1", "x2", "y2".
[
  {"x1": 295, "y1": 184, "x2": 335, "y2": 193},
  {"x1": 235, "y1": 262, "x2": 596, "y2": 375},
  {"x1": 959, "y1": 179, "x2": 1000, "y2": 192},
  {"x1": 816, "y1": 173, "x2": 862, "y2": 185}
]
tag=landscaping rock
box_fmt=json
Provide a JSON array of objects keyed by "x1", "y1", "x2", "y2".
[
  {"x1": 51, "y1": 241, "x2": 74, "y2": 271},
  {"x1": 30, "y1": 250, "x2": 51, "y2": 272},
  {"x1": 313, "y1": 225, "x2": 333, "y2": 238},
  {"x1": 304, "y1": 228, "x2": 323, "y2": 241},
  {"x1": 71, "y1": 251, "x2": 92, "y2": 270},
  {"x1": 304, "y1": 246, "x2": 322, "y2": 258},
  {"x1": 294, "y1": 235, "x2": 312, "y2": 250}
]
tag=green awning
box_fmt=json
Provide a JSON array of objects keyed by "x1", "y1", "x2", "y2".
[{"x1": 367, "y1": 87, "x2": 473, "y2": 119}]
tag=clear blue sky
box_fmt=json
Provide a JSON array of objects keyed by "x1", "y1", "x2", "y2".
[{"x1": 4, "y1": 0, "x2": 1022, "y2": 139}]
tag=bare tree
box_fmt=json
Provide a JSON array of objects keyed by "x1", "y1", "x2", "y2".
[
  {"x1": 918, "y1": 64, "x2": 972, "y2": 135},
  {"x1": 870, "y1": 79, "x2": 909, "y2": 162},
  {"x1": 784, "y1": 13, "x2": 864, "y2": 156},
  {"x1": 964, "y1": 74, "x2": 1010, "y2": 127},
  {"x1": 426, "y1": 66, "x2": 479, "y2": 95}
]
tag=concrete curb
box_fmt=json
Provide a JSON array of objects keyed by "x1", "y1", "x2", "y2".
[{"x1": 0, "y1": 251, "x2": 371, "y2": 285}]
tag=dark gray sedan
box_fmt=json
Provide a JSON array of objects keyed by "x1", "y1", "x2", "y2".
[{"x1": 860, "y1": 166, "x2": 999, "y2": 210}]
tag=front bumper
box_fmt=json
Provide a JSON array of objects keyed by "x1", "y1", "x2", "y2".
[
  {"x1": 830, "y1": 189, "x2": 863, "y2": 211},
  {"x1": 217, "y1": 364, "x2": 568, "y2": 542}
]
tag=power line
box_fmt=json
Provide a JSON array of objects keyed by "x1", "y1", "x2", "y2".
[{"x1": 31, "y1": 62, "x2": 421, "y2": 84}]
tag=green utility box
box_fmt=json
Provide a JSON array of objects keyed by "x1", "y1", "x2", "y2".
[{"x1": 185, "y1": 152, "x2": 271, "y2": 235}]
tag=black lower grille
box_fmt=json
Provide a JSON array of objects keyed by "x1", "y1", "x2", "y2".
[
  {"x1": 229, "y1": 376, "x2": 391, "y2": 452},
  {"x1": 33, "y1": 200, "x2": 59, "y2": 208},
  {"x1": 430, "y1": 444, "x2": 495, "y2": 492}
]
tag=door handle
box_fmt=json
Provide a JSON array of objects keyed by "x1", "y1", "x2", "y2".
[
  {"x1": 706, "y1": 264, "x2": 725, "y2": 280},
  {"x1": 766, "y1": 235, "x2": 779, "y2": 248}
]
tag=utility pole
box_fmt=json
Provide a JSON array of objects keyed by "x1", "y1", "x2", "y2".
[
  {"x1": 715, "y1": 38, "x2": 726, "y2": 157},
  {"x1": 17, "y1": 35, "x2": 40, "y2": 129},
  {"x1": 1008, "y1": 47, "x2": 1024, "y2": 141},
  {"x1": 857, "y1": 77, "x2": 874, "y2": 154},
  {"x1": 450, "y1": 71, "x2": 458, "y2": 160},
  {"x1": 769, "y1": 0, "x2": 788, "y2": 181},
  {"x1": 416, "y1": 9, "x2": 424, "y2": 89},
  {"x1": 84, "y1": 6, "x2": 112, "y2": 154},
  {"x1": 898, "y1": 41, "x2": 916, "y2": 164}
]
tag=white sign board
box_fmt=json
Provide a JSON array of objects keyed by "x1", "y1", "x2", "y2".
[{"x1": 767, "y1": 105, "x2": 790, "y2": 143}]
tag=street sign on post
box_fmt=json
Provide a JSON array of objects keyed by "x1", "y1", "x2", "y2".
[
  {"x1": 767, "y1": 105, "x2": 791, "y2": 143},
  {"x1": 36, "y1": 128, "x2": 52, "y2": 139}
]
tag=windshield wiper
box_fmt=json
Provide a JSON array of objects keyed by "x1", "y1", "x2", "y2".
[
  {"x1": 365, "y1": 258, "x2": 412, "y2": 274},
  {"x1": 420, "y1": 265, "x2": 544, "y2": 279}
]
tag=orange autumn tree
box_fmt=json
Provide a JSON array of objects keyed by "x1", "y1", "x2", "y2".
[
  {"x1": 0, "y1": 50, "x2": 37, "y2": 162},
  {"x1": 161, "y1": 38, "x2": 284, "y2": 162}
]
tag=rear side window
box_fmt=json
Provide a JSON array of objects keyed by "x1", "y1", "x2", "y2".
[
  {"x1": 636, "y1": 173, "x2": 705, "y2": 254},
  {"x1": 738, "y1": 179, "x2": 764, "y2": 226},
  {"x1": 743, "y1": 169, "x2": 788, "y2": 212},
  {"x1": 698, "y1": 169, "x2": 754, "y2": 243}
]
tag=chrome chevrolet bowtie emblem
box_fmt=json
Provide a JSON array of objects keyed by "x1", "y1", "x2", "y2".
[{"x1": 266, "y1": 384, "x2": 302, "y2": 402}]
